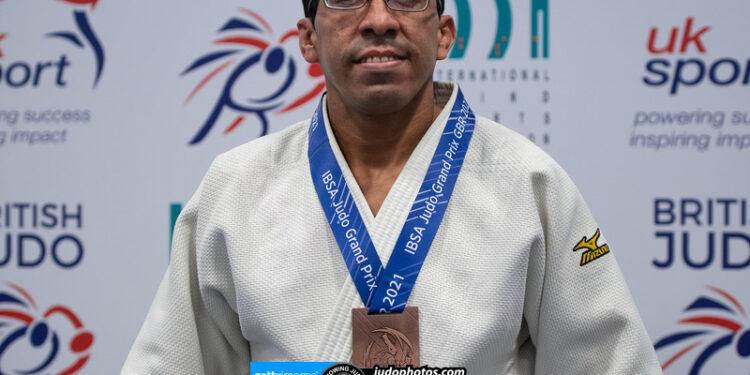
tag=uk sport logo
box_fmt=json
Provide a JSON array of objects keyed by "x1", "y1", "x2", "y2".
[
  {"x1": 655, "y1": 286, "x2": 750, "y2": 374},
  {"x1": 47, "y1": 0, "x2": 105, "y2": 88},
  {"x1": 448, "y1": 0, "x2": 548, "y2": 59},
  {"x1": 643, "y1": 17, "x2": 750, "y2": 95},
  {"x1": 0, "y1": 0, "x2": 105, "y2": 89},
  {"x1": 0, "y1": 282, "x2": 94, "y2": 375},
  {"x1": 182, "y1": 8, "x2": 325, "y2": 145}
]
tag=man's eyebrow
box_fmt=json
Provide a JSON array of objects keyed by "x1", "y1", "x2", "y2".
[{"x1": 305, "y1": 0, "x2": 445, "y2": 15}]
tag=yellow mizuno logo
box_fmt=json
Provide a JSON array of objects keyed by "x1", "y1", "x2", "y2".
[
  {"x1": 574, "y1": 228, "x2": 601, "y2": 251},
  {"x1": 573, "y1": 228, "x2": 610, "y2": 266}
]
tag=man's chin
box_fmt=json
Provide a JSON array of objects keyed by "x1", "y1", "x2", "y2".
[{"x1": 346, "y1": 84, "x2": 424, "y2": 115}]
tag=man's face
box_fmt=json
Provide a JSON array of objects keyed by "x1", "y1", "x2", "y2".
[{"x1": 298, "y1": 0, "x2": 455, "y2": 115}]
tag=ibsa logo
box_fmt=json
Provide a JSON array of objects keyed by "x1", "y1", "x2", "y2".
[
  {"x1": 0, "y1": 282, "x2": 94, "y2": 375},
  {"x1": 182, "y1": 8, "x2": 325, "y2": 145},
  {"x1": 655, "y1": 286, "x2": 749, "y2": 374},
  {"x1": 0, "y1": 0, "x2": 105, "y2": 89},
  {"x1": 169, "y1": 203, "x2": 182, "y2": 253},
  {"x1": 447, "y1": 0, "x2": 549, "y2": 59},
  {"x1": 643, "y1": 17, "x2": 750, "y2": 95}
]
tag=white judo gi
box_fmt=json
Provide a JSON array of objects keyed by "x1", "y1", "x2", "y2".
[{"x1": 122, "y1": 83, "x2": 663, "y2": 374}]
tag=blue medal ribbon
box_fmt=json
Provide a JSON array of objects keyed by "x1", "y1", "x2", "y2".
[{"x1": 308, "y1": 88, "x2": 475, "y2": 314}]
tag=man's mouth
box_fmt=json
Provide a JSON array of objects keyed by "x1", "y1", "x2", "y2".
[
  {"x1": 359, "y1": 56, "x2": 405, "y2": 63},
  {"x1": 355, "y1": 51, "x2": 406, "y2": 64}
]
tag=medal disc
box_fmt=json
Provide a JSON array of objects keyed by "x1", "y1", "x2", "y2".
[{"x1": 351, "y1": 306, "x2": 420, "y2": 368}]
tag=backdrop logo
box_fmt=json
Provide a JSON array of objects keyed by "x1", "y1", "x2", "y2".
[
  {"x1": 644, "y1": 17, "x2": 750, "y2": 95},
  {"x1": 48, "y1": 0, "x2": 105, "y2": 87},
  {"x1": 0, "y1": 33, "x2": 6, "y2": 59},
  {"x1": 652, "y1": 198, "x2": 749, "y2": 270},
  {"x1": 182, "y1": 8, "x2": 325, "y2": 145},
  {"x1": 0, "y1": 282, "x2": 94, "y2": 374},
  {"x1": 1, "y1": 203, "x2": 86, "y2": 270},
  {"x1": 436, "y1": 0, "x2": 552, "y2": 148},
  {"x1": 655, "y1": 286, "x2": 749, "y2": 374},
  {"x1": 448, "y1": 0, "x2": 548, "y2": 59},
  {"x1": 169, "y1": 203, "x2": 182, "y2": 255},
  {"x1": 0, "y1": 0, "x2": 105, "y2": 89}
]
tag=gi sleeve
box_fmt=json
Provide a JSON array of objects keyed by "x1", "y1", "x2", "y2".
[
  {"x1": 523, "y1": 162, "x2": 663, "y2": 374},
  {"x1": 121, "y1": 159, "x2": 251, "y2": 375}
]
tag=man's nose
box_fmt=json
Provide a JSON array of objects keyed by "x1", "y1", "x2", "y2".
[{"x1": 358, "y1": 0, "x2": 400, "y2": 36}]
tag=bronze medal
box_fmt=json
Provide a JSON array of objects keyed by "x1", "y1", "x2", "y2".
[{"x1": 351, "y1": 306, "x2": 420, "y2": 368}]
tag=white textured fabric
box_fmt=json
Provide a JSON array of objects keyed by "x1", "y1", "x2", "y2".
[{"x1": 122, "y1": 83, "x2": 663, "y2": 375}]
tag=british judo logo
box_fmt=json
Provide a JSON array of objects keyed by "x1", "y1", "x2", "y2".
[
  {"x1": 182, "y1": 8, "x2": 325, "y2": 145},
  {"x1": 655, "y1": 286, "x2": 750, "y2": 374},
  {"x1": 0, "y1": 282, "x2": 94, "y2": 374}
]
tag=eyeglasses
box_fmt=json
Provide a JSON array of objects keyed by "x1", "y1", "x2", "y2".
[{"x1": 318, "y1": 0, "x2": 431, "y2": 12}]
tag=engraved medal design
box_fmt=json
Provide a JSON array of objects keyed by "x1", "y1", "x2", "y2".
[{"x1": 352, "y1": 307, "x2": 420, "y2": 368}]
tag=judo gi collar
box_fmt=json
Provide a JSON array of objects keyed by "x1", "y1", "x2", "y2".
[{"x1": 307, "y1": 85, "x2": 476, "y2": 314}]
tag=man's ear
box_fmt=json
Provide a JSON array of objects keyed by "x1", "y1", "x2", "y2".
[
  {"x1": 436, "y1": 15, "x2": 456, "y2": 60},
  {"x1": 297, "y1": 18, "x2": 319, "y2": 63}
]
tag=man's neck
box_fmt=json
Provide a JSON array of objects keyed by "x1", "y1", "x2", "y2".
[{"x1": 325, "y1": 83, "x2": 441, "y2": 217}]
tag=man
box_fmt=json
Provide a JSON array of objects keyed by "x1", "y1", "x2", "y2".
[{"x1": 123, "y1": 0, "x2": 663, "y2": 373}]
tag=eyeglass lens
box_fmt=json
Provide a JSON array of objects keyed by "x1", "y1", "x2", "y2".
[{"x1": 325, "y1": 0, "x2": 429, "y2": 11}]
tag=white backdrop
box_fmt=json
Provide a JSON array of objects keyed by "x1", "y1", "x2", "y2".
[{"x1": 1, "y1": 0, "x2": 748, "y2": 374}]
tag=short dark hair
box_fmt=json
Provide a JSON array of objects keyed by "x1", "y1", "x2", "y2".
[{"x1": 303, "y1": 0, "x2": 445, "y2": 24}]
